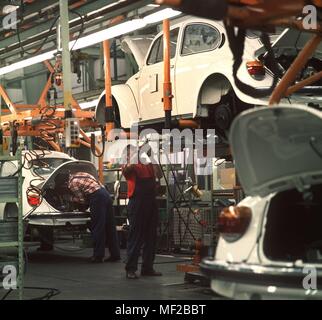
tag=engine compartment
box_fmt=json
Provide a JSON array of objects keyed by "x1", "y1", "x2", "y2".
[
  {"x1": 41, "y1": 161, "x2": 97, "y2": 213},
  {"x1": 43, "y1": 187, "x2": 86, "y2": 213},
  {"x1": 264, "y1": 55, "x2": 322, "y2": 87}
]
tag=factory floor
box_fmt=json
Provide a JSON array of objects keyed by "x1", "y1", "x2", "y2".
[{"x1": 2, "y1": 243, "x2": 223, "y2": 300}]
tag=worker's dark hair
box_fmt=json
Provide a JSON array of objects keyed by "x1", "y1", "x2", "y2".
[{"x1": 54, "y1": 172, "x2": 69, "y2": 188}]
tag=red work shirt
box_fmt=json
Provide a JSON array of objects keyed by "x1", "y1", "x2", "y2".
[{"x1": 123, "y1": 164, "x2": 155, "y2": 198}]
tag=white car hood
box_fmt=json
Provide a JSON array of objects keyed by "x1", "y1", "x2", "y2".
[
  {"x1": 229, "y1": 105, "x2": 322, "y2": 197},
  {"x1": 121, "y1": 36, "x2": 154, "y2": 68}
]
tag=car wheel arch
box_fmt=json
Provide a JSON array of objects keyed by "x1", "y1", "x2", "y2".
[
  {"x1": 197, "y1": 74, "x2": 247, "y2": 140},
  {"x1": 197, "y1": 73, "x2": 233, "y2": 111},
  {"x1": 96, "y1": 93, "x2": 122, "y2": 128}
]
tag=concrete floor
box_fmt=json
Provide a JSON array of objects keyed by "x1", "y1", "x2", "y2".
[{"x1": 1, "y1": 243, "x2": 223, "y2": 300}]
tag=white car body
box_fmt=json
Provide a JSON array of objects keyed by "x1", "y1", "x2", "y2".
[
  {"x1": 0, "y1": 151, "x2": 94, "y2": 228},
  {"x1": 96, "y1": 16, "x2": 277, "y2": 130},
  {"x1": 201, "y1": 105, "x2": 322, "y2": 299},
  {"x1": 97, "y1": 16, "x2": 322, "y2": 130}
]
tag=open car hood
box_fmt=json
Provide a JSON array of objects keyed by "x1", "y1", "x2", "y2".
[
  {"x1": 229, "y1": 105, "x2": 322, "y2": 197},
  {"x1": 255, "y1": 28, "x2": 322, "y2": 59},
  {"x1": 121, "y1": 36, "x2": 154, "y2": 68},
  {"x1": 42, "y1": 160, "x2": 98, "y2": 212}
]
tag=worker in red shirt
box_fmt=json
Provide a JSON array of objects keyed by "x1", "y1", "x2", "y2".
[
  {"x1": 122, "y1": 145, "x2": 163, "y2": 279},
  {"x1": 54, "y1": 172, "x2": 120, "y2": 263}
]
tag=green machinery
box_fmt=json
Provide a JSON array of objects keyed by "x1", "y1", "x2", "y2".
[{"x1": 0, "y1": 148, "x2": 24, "y2": 300}]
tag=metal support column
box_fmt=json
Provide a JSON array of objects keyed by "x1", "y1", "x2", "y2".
[
  {"x1": 162, "y1": 19, "x2": 173, "y2": 129},
  {"x1": 0, "y1": 147, "x2": 24, "y2": 300},
  {"x1": 166, "y1": 163, "x2": 171, "y2": 252},
  {"x1": 17, "y1": 147, "x2": 23, "y2": 300},
  {"x1": 103, "y1": 40, "x2": 114, "y2": 133},
  {"x1": 59, "y1": 0, "x2": 73, "y2": 112}
]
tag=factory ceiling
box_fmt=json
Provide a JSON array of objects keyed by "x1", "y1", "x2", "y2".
[{"x1": 0, "y1": 0, "x2": 158, "y2": 67}]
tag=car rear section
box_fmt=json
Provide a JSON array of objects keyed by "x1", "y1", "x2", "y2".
[
  {"x1": 201, "y1": 194, "x2": 322, "y2": 300},
  {"x1": 201, "y1": 105, "x2": 322, "y2": 299},
  {"x1": 25, "y1": 160, "x2": 98, "y2": 230}
]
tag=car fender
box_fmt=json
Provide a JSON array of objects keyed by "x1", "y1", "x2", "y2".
[
  {"x1": 196, "y1": 68, "x2": 273, "y2": 114},
  {"x1": 215, "y1": 196, "x2": 270, "y2": 264},
  {"x1": 97, "y1": 85, "x2": 139, "y2": 129}
]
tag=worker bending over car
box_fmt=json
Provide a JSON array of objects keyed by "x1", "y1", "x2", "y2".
[{"x1": 54, "y1": 172, "x2": 120, "y2": 263}]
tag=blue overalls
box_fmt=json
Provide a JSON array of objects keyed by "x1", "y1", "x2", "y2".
[
  {"x1": 125, "y1": 175, "x2": 159, "y2": 273},
  {"x1": 89, "y1": 188, "x2": 120, "y2": 259}
]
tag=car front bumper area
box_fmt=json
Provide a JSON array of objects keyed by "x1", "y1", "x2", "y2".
[
  {"x1": 27, "y1": 212, "x2": 90, "y2": 227},
  {"x1": 200, "y1": 259, "x2": 322, "y2": 299}
]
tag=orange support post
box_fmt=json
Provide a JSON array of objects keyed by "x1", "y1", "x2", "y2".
[
  {"x1": 269, "y1": 34, "x2": 322, "y2": 105},
  {"x1": 98, "y1": 154, "x2": 104, "y2": 184},
  {"x1": 103, "y1": 40, "x2": 115, "y2": 135},
  {"x1": 0, "y1": 85, "x2": 17, "y2": 114},
  {"x1": 79, "y1": 138, "x2": 104, "y2": 183},
  {"x1": 80, "y1": 129, "x2": 104, "y2": 183},
  {"x1": 14, "y1": 104, "x2": 39, "y2": 110},
  {"x1": 71, "y1": 96, "x2": 81, "y2": 110},
  {"x1": 163, "y1": 19, "x2": 173, "y2": 129},
  {"x1": 38, "y1": 75, "x2": 53, "y2": 108},
  {"x1": 102, "y1": 40, "x2": 114, "y2": 184},
  {"x1": 44, "y1": 60, "x2": 55, "y2": 74},
  {"x1": 286, "y1": 71, "x2": 322, "y2": 97}
]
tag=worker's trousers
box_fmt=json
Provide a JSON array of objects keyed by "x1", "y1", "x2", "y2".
[
  {"x1": 89, "y1": 188, "x2": 120, "y2": 259},
  {"x1": 125, "y1": 178, "x2": 158, "y2": 273}
]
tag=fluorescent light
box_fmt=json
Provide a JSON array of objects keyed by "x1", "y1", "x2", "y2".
[
  {"x1": 143, "y1": 8, "x2": 181, "y2": 24},
  {"x1": 70, "y1": 19, "x2": 147, "y2": 51},
  {"x1": 0, "y1": 50, "x2": 56, "y2": 76},
  {"x1": 79, "y1": 99, "x2": 99, "y2": 109},
  {"x1": 0, "y1": 8, "x2": 182, "y2": 76}
]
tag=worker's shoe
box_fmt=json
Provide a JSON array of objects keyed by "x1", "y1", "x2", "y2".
[
  {"x1": 36, "y1": 244, "x2": 54, "y2": 252},
  {"x1": 141, "y1": 269, "x2": 162, "y2": 277},
  {"x1": 126, "y1": 271, "x2": 139, "y2": 280},
  {"x1": 104, "y1": 256, "x2": 121, "y2": 263},
  {"x1": 90, "y1": 256, "x2": 105, "y2": 263}
]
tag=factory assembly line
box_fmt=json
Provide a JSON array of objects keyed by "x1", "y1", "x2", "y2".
[{"x1": 0, "y1": 0, "x2": 321, "y2": 305}]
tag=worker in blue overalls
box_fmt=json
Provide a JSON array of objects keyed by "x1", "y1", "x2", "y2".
[
  {"x1": 54, "y1": 172, "x2": 120, "y2": 263},
  {"x1": 122, "y1": 145, "x2": 163, "y2": 279}
]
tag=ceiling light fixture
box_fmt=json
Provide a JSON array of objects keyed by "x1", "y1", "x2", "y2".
[
  {"x1": 0, "y1": 50, "x2": 56, "y2": 76},
  {"x1": 0, "y1": 8, "x2": 181, "y2": 76},
  {"x1": 79, "y1": 99, "x2": 99, "y2": 109},
  {"x1": 143, "y1": 8, "x2": 181, "y2": 24}
]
